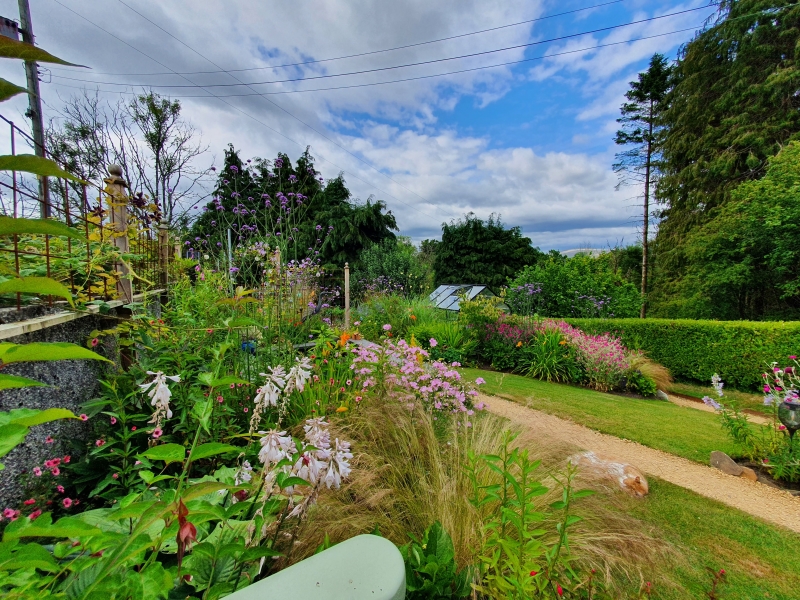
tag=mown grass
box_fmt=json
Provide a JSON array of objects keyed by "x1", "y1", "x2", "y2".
[
  {"x1": 461, "y1": 368, "x2": 740, "y2": 463},
  {"x1": 614, "y1": 478, "x2": 800, "y2": 600},
  {"x1": 669, "y1": 380, "x2": 767, "y2": 414}
]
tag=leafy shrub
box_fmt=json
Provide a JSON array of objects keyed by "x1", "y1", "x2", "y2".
[
  {"x1": 566, "y1": 318, "x2": 800, "y2": 390},
  {"x1": 507, "y1": 254, "x2": 641, "y2": 319},
  {"x1": 402, "y1": 521, "x2": 472, "y2": 599},
  {"x1": 353, "y1": 237, "x2": 431, "y2": 299},
  {"x1": 626, "y1": 370, "x2": 658, "y2": 397},
  {"x1": 517, "y1": 329, "x2": 581, "y2": 383},
  {"x1": 410, "y1": 321, "x2": 476, "y2": 365}
]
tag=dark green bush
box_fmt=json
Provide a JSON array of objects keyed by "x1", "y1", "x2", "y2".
[
  {"x1": 565, "y1": 318, "x2": 800, "y2": 390},
  {"x1": 626, "y1": 370, "x2": 657, "y2": 397}
]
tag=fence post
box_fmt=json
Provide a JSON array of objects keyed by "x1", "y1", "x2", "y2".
[
  {"x1": 344, "y1": 262, "x2": 350, "y2": 330},
  {"x1": 158, "y1": 219, "x2": 169, "y2": 304},
  {"x1": 103, "y1": 165, "x2": 132, "y2": 303}
]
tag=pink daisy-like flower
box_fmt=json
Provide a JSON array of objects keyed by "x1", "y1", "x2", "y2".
[
  {"x1": 229, "y1": 383, "x2": 235, "y2": 389},
  {"x1": 382, "y1": 324, "x2": 392, "y2": 331},
  {"x1": 62, "y1": 498, "x2": 73, "y2": 508},
  {"x1": 23, "y1": 498, "x2": 35, "y2": 506},
  {"x1": 95, "y1": 439, "x2": 105, "y2": 447},
  {"x1": 91, "y1": 338, "x2": 99, "y2": 347},
  {"x1": 217, "y1": 395, "x2": 224, "y2": 403},
  {"x1": 33, "y1": 467, "x2": 42, "y2": 477},
  {"x1": 45, "y1": 436, "x2": 54, "y2": 444},
  {"x1": 110, "y1": 417, "x2": 117, "y2": 425},
  {"x1": 3, "y1": 508, "x2": 15, "y2": 519},
  {"x1": 28, "y1": 509, "x2": 42, "y2": 520},
  {"x1": 51, "y1": 467, "x2": 60, "y2": 476},
  {"x1": 56, "y1": 485, "x2": 64, "y2": 493},
  {"x1": 63, "y1": 455, "x2": 70, "y2": 464},
  {"x1": 152, "y1": 428, "x2": 163, "y2": 439},
  {"x1": 243, "y1": 407, "x2": 249, "y2": 413}
]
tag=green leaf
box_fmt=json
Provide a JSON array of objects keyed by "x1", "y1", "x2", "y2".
[
  {"x1": 6, "y1": 408, "x2": 75, "y2": 427},
  {"x1": 190, "y1": 443, "x2": 239, "y2": 461},
  {"x1": 0, "y1": 36, "x2": 85, "y2": 66},
  {"x1": 0, "y1": 342, "x2": 111, "y2": 365},
  {"x1": 3, "y1": 515, "x2": 102, "y2": 541},
  {"x1": 181, "y1": 481, "x2": 231, "y2": 502},
  {"x1": 240, "y1": 546, "x2": 282, "y2": 561},
  {"x1": 0, "y1": 154, "x2": 85, "y2": 182},
  {"x1": 207, "y1": 376, "x2": 250, "y2": 389},
  {"x1": 0, "y1": 542, "x2": 59, "y2": 572},
  {"x1": 0, "y1": 216, "x2": 84, "y2": 240},
  {"x1": 0, "y1": 78, "x2": 27, "y2": 102},
  {"x1": 0, "y1": 374, "x2": 47, "y2": 390},
  {"x1": 109, "y1": 502, "x2": 157, "y2": 521},
  {"x1": 0, "y1": 276, "x2": 74, "y2": 306},
  {"x1": 0, "y1": 423, "x2": 29, "y2": 462},
  {"x1": 139, "y1": 443, "x2": 185, "y2": 465}
]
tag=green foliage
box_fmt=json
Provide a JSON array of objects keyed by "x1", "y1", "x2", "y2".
[
  {"x1": 0, "y1": 79, "x2": 27, "y2": 102},
  {"x1": 517, "y1": 330, "x2": 580, "y2": 384},
  {"x1": 0, "y1": 216, "x2": 84, "y2": 240},
  {"x1": 434, "y1": 213, "x2": 542, "y2": 290},
  {"x1": 0, "y1": 154, "x2": 84, "y2": 182},
  {"x1": 467, "y1": 431, "x2": 597, "y2": 599},
  {"x1": 565, "y1": 318, "x2": 800, "y2": 389},
  {"x1": 401, "y1": 521, "x2": 472, "y2": 599},
  {"x1": 410, "y1": 321, "x2": 476, "y2": 365},
  {"x1": 625, "y1": 370, "x2": 657, "y2": 398},
  {"x1": 653, "y1": 1, "x2": 800, "y2": 319},
  {"x1": 0, "y1": 276, "x2": 74, "y2": 306},
  {"x1": 658, "y1": 141, "x2": 800, "y2": 320},
  {"x1": 507, "y1": 253, "x2": 642, "y2": 318},
  {"x1": 0, "y1": 408, "x2": 75, "y2": 470},
  {"x1": 353, "y1": 237, "x2": 431, "y2": 298}
]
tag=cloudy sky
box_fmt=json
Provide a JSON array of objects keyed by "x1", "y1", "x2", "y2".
[{"x1": 0, "y1": 0, "x2": 711, "y2": 250}]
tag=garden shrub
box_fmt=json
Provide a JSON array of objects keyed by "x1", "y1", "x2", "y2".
[
  {"x1": 409, "y1": 321, "x2": 476, "y2": 365},
  {"x1": 516, "y1": 329, "x2": 581, "y2": 383},
  {"x1": 566, "y1": 318, "x2": 800, "y2": 390},
  {"x1": 507, "y1": 253, "x2": 641, "y2": 319}
]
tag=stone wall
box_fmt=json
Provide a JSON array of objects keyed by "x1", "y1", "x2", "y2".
[{"x1": 0, "y1": 307, "x2": 121, "y2": 508}]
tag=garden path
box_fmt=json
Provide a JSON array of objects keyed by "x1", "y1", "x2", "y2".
[
  {"x1": 480, "y1": 394, "x2": 800, "y2": 533},
  {"x1": 665, "y1": 393, "x2": 771, "y2": 425}
]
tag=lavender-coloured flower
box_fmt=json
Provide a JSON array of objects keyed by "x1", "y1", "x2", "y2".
[
  {"x1": 702, "y1": 396, "x2": 722, "y2": 411},
  {"x1": 258, "y1": 430, "x2": 294, "y2": 466}
]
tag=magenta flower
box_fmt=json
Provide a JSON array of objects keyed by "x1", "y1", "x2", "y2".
[
  {"x1": 62, "y1": 498, "x2": 73, "y2": 508},
  {"x1": 382, "y1": 324, "x2": 392, "y2": 331}
]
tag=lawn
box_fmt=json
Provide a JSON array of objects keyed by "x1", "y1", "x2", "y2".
[
  {"x1": 462, "y1": 368, "x2": 741, "y2": 463},
  {"x1": 669, "y1": 380, "x2": 767, "y2": 414},
  {"x1": 612, "y1": 478, "x2": 800, "y2": 600}
]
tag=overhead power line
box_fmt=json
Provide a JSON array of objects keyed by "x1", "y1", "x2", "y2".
[
  {"x1": 47, "y1": 26, "x2": 702, "y2": 99},
  {"x1": 49, "y1": 0, "x2": 628, "y2": 76},
  {"x1": 52, "y1": 5, "x2": 708, "y2": 90},
  {"x1": 50, "y1": 0, "x2": 455, "y2": 222}
]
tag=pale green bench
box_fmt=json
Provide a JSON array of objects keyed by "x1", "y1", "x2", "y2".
[{"x1": 226, "y1": 534, "x2": 405, "y2": 599}]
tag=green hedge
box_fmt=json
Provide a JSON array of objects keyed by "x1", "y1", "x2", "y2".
[{"x1": 564, "y1": 318, "x2": 800, "y2": 390}]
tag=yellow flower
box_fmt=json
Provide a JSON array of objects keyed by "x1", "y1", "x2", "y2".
[
  {"x1": 516, "y1": 341, "x2": 522, "y2": 348},
  {"x1": 336, "y1": 406, "x2": 348, "y2": 413},
  {"x1": 559, "y1": 340, "x2": 567, "y2": 345}
]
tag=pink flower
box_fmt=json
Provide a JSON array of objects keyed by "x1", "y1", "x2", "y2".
[
  {"x1": 51, "y1": 467, "x2": 60, "y2": 476},
  {"x1": 779, "y1": 425, "x2": 787, "y2": 431},
  {"x1": 791, "y1": 356, "x2": 797, "y2": 360},
  {"x1": 355, "y1": 396, "x2": 362, "y2": 403},
  {"x1": 217, "y1": 395, "x2": 224, "y2": 403},
  {"x1": 91, "y1": 338, "x2": 99, "y2": 347},
  {"x1": 243, "y1": 407, "x2": 249, "y2": 413},
  {"x1": 229, "y1": 383, "x2": 235, "y2": 389},
  {"x1": 62, "y1": 498, "x2": 73, "y2": 508},
  {"x1": 429, "y1": 338, "x2": 438, "y2": 348},
  {"x1": 63, "y1": 455, "x2": 70, "y2": 464},
  {"x1": 3, "y1": 508, "x2": 15, "y2": 519},
  {"x1": 382, "y1": 324, "x2": 392, "y2": 331},
  {"x1": 80, "y1": 414, "x2": 88, "y2": 421},
  {"x1": 23, "y1": 498, "x2": 35, "y2": 506},
  {"x1": 28, "y1": 509, "x2": 42, "y2": 520},
  {"x1": 95, "y1": 439, "x2": 105, "y2": 447},
  {"x1": 45, "y1": 436, "x2": 54, "y2": 444},
  {"x1": 33, "y1": 467, "x2": 42, "y2": 477},
  {"x1": 110, "y1": 417, "x2": 117, "y2": 425},
  {"x1": 56, "y1": 485, "x2": 64, "y2": 493},
  {"x1": 131, "y1": 426, "x2": 137, "y2": 431},
  {"x1": 475, "y1": 377, "x2": 486, "y2": 385},
  {"x1": 112, "y1": 473, "x2": 119, "y2": 479},
  {"x1": 152, "y1": 428, "x2": 163, "y2": 439}
]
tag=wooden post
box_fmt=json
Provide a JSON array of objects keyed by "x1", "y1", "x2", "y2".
[
  {"x1": 103, "y1": 165, "x2": 132, "y2": 303},
  {"x1": 344, "y1": 262, "x2": 350, "y2": 330},
  {"x1": 158, "y1": 219, "x2": 169, "y2": 305}
]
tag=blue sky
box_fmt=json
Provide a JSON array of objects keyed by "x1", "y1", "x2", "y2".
[{"x1": 0, "y1": 0, "x2": 711, "y2": 250}]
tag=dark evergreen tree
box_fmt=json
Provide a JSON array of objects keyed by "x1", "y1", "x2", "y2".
[
  {"x1": 651, "y1": 0, "x2": 800, "y2": 317},
  {"x1": 433, "y1": 213, "x2": 542, "y2": 290},
  {"x1": 614, "y1": 53, "x2": 672, "y2": 318}
]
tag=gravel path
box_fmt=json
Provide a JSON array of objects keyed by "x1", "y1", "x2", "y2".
[
  {"x1": 666, "y1": 393, "x2": 771, "y2": 425},
  {"x1": 481, "y1": 394, "x2": 800, "y2": 533}
]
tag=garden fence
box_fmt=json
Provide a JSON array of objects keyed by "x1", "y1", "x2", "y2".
[{"x1": 0, "y1": 113, "x2": 165, "y2": 309}]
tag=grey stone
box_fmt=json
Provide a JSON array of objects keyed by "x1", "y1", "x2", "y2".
[
  {"x1": 740, "y1": 466, "x2": 758, "y2": 482},
  {"x1": 710, "y1": 451, "x2": 743, "y2": 476},
  {"x1": 0, "y1": 309, "x2": 120, "y2": 508},
  {"x1": 656, "y1": 390, "x2": 669, "y2": 401}
]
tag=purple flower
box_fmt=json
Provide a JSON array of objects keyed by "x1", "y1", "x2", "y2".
[
  {"x1": 702, "y1": 396, "x2": 721, "y2": 410},
  {"x1": 383, "y1": 324, "x2": 392, "y2": 331},
  {"x1": 429, "y1": 338, "x2": 438, "y2": 348},
  {"x1": 230, "y1": 165, "x2": 239, "y2": 173}
]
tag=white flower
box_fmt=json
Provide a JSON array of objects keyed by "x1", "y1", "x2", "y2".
[
  {"x1": 303, "y1": 417, "x2": 330, "y2": 450},
  {"x1": 293, "y1": 451, "x2": 326, "y2": 485},
  {"x1": 262, "y1": 365, "x2": 287, "y2": 389},
  {"x1": 253, "y1": 381, "x2": 281, "y2": 409},
  {"x1": 711, "y1": 373, "x2": 724, "y2": 398},
  {"x1": 141, "y1": 371, "x2": 180, "y2": 427},
  {"x1": 235, "y1": 461, "x2": 253, "y2": 485},
  {"x1": 322, "y1": 439, "x2": 352, "y2": 490},
  {"x1": 258, "y1": 430, "x2": 294, "y2": 466},
  {"x1": 285, "y1": 357, "x2": 313, "y2": 394}
]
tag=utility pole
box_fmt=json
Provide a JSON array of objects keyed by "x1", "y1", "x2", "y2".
[{"x1": 17, "y1": 0, "x2": 49, "y2": 217}]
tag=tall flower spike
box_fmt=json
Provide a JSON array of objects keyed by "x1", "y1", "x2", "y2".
[
  {"x1": 258, "y1": 430, "x2": 295, "y2": 466},
  {"x1": 141, "y1": 371, "x2": 180, "y2": 429}
]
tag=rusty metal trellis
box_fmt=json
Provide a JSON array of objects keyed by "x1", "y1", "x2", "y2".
[{"x1": 0, "y1": 113, "x2": 166, "y2": 310}]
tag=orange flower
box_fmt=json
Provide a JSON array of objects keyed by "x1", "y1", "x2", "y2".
[
  {"x1": 410, "y1": 314, "x2": 417, "y2": 321},
  {"x1": 336, "y1": 406, "x2": 348, "y2": 413},
  {"x1": 559, "y1": 340, "x2": 567, "y2": 345},
  {"x1": 516, "y1": 341, "x2": 523, "y2": 348},
  {"x1": 338, "y1": 332, "x2": 351, "y2": 347}
]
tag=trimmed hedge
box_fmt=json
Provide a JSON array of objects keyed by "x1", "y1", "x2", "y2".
[{"x1": 564, "y1": 318, "x2": 800, "y2": 390}]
